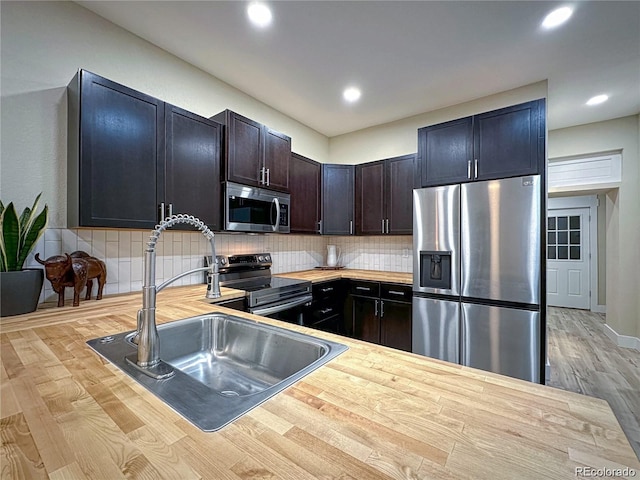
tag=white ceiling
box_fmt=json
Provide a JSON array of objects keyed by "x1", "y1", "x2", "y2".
[{"x1": 77, "y1": 1, "x2": 640, "y2": 137}]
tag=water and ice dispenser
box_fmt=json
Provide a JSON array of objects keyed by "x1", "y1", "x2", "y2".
[{"x1": 419, "y1": 251, "x2": 452, "y2": 290}]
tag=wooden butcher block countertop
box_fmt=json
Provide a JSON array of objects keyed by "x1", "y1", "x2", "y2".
[
  {"x1": 2, "y1": 275, "x2": 639, "y2": 479},
  {"x1": 275, "y1": 268, "x2": 413, "y2": 285}
]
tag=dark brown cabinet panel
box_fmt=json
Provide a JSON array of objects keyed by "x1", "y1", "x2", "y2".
[
  {"x1": 474, "y1": 100, "x2": 543, "y2": 180},
  {"x1": 347, "y1": 281, "x2": 412, "y2": 351},
  {"x1": 213, "y1": 110, "x2": 291, "y2": 192},
  {"x1": 385, "y1": 154, "x2": 415, "y2": 235},
  {"x1": 264, "y1": 128, "x2": 291, "y2": 191},
  {"x1": 289, "y1": 153, "x2": 321, "y2": 234},
  {"x1": 355, "y1": 154, "x2": 415, "y2": 235},
  {"x1": 68, "y1": 69, "x2": 222, "y2": 230},
  {"x1": 418, "y1": 99, "x2": 545, "y2": 187},
  {"x1": 321, "y1": 164, "x2": 354, "y2": 235},
  {"x1": 355, "y1": 160, "x2": 385, "y2": 235},
  {"x1": 380, "y1": 301, "x2": 412, "y2": 352},
  {"x1": 225, "y1": 112, "x2": 263, "y2": 187},
  {"x1": 165, "y1": 105, "x2": 222, "y2": 231},
  {"x1": 419, "y1": 117, "x2": 472, "y2": 187},
  {"x1": 352, "y1": 296, "x2": 380, "y2": 344},
  {"x1": 68, "y1": 69, "x2": 164, "y2": 229}
]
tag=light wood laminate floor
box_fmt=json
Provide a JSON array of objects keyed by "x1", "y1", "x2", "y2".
[{"x1": 547, "y1": 307, "x2": 640, "y2": 460}]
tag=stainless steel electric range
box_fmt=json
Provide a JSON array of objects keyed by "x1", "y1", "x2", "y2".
[{"x1": 205, "y1": 253, "x2": 312, "y2": 323}]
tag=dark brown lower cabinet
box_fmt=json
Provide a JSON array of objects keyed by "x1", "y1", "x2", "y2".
[{"x1": 347, "y1": 281, "x2": 412, "y2": 351}]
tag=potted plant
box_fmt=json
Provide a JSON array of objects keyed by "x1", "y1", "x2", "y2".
[{"x1": 0, "y1": 194, "x2": 48, "y2": 316}]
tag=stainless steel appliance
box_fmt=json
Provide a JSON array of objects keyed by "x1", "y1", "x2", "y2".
[
  {"x1": 224, "y1": 182, "x2": 290, "y2": 233},
  {"x1": 412, "y1": 175, "x2": 543, "y2": 383},
  {"x1": 206, "y1": 253, "x2": 312, "y2": 322}
]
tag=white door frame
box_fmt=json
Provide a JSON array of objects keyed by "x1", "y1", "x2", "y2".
[{"x1": 547, "y1": 195, "x2": 603, "y2": 313}]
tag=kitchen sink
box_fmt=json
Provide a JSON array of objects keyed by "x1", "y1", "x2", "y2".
[{"x1": 87, "y1": 313, "x2": 347, "y2": 431}]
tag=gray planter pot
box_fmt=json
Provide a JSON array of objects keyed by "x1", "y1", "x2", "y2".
[{"x1": 0, "y1": 269, "x2": 44, "y2": 317}]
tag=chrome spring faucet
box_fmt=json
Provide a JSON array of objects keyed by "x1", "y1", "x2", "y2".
[{"x1": 127, "y1": 214, "x2": 221, "y2": 379}]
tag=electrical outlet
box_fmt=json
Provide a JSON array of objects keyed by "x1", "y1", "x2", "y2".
[{"x1": 402, "y1": 248, "x2": 409, "y2": 258}]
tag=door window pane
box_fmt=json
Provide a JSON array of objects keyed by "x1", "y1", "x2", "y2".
[
  {"x1": 548, "y1": 232, "x2": 556, "y2": 245},
  {"x1": 570, "y1": 231, "x2": 580, "y2": 245},
  {"x1": 558, "y1": 246, "x2": 568, "y2": 259},
  {"x1": 557, "y1": 216, "x2": 568, "y2": 230},
  {"x1": 570, "y1": 246, "x2": 580, "y2": 260},
  {"x1": 570, "y1": 216, "x2": 580, "y2": 229},
  {"x1": 547, "y1": 246, "x2": 556, "y2": 259},
  {"x1": 548, "y1": 217, "x2": 556, "y2": 230},
  {"x1": 557, "y1": 231, "x2": 568, "y2": 245}
]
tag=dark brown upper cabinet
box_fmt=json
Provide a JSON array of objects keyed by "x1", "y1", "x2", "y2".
[
  {"x1": 356, "y1": 154, "x2": 415, "y2": 235},
  {"x1": 67, "y1": 69, "x2": 222, "y2": 230},
  {"x1": 418, "y1": 99, "x2": 545, "y2": 187},
  {"x1": 289, "y1": 152, "x2": 321, "y2": 234},
  {"x1": 321, "y1": 164, "x2": 354, "y2": 235},
  {"x1": 212, "y1": 110, "x2": 291, "y2": 192}
]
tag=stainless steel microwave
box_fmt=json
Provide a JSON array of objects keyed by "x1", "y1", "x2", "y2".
[{"x1": 224, "y1": 182, "x2": 290, "y2": 233}]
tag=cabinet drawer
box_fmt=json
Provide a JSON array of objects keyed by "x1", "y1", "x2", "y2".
[
  {"x1": 313, "y1": 280, "x2": 343, "y2": 300},
  {"x1": 380, "y1": 283, "x2": 412, "y2": 302},
  {"x1": 349, "y1": 280, "x2": 379, "y2": 297}
]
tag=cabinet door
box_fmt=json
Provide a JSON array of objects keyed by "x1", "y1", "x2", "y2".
[
  {"x1": 419, "y1": 117, "x2": 472, "y2": 187},
  {"x1": 226, "y1": 111, "x2": 263, "y2": 187},
  {"x1": 355, "y1": 161, "x2": 385, "y2": 235},
  {"x1": 165, "y1": 105, "x2": 222, "y2": 230},
  {"x1": 380, "y1": 300, "x2": 412, "y2": 352},
  {"x1": 385, "y1": 154, "x2": 415, "y2": 234},
  {"x1": 474, "y1": 100, "x2": 542, "y2": 180},
  {"x1": 75, "y1": 70, "x2": 164, "y2": 228},
  {"x1": 321, "y1": 164, "x2": 354, "y2": 235},
  {"x1": 289, "y1": 153, "x2": 321, "y2": 233},
  {"x1": 352, "y1": 296, "x2": 380, "y2": 344},
  {"x1": 264, "y1": 128, "x2": 291, "y2": 192}
]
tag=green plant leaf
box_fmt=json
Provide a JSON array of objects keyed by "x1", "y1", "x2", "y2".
[
  {"x1": 19, "y1": 193, "x2": 41, "y2": 249},
  {"x1": 17, "y1": 205, "x2": 48, "y2": 269},
  {"x1": 0, "y1": 203, "x2": 20, "y2": 271}
]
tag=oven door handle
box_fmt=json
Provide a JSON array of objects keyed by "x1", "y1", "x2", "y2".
[
  {"x1": 251, "y1": 294, "x2": 313, "y2": 316},
  {"x1": 271, "y1": 197, "x2": 281, "y2": 232}
]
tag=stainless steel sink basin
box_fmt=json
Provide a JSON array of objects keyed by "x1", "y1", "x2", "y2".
[{"x1": 87, "y1": 313, "x2": 347, "y2": 431}]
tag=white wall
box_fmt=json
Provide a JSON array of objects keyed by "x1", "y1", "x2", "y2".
[
  {"x1": 548, "y1": 115, "x2": 640, "y2": 339},
  {"x1": 0, "y1": 1, "x2": 329, "y2": 228},
  {"x1": 328, "y1": 81, "x2": 547, "y2": 164}
]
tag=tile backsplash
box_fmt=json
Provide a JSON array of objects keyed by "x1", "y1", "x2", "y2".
[{"x1": 26, "y1": 229, "x2": 413, "y2": 305}]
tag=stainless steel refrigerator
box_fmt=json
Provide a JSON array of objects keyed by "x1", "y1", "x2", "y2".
[{"x1": 412, "y1": 175, "x2": 543, "y2": 383}]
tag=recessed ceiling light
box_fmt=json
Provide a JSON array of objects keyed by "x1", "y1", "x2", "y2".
[
  {"x1": 343, "y1": 87, "x2": 361, "y2": 103},
  {"x1": 247, "y1": 2, "x2": 272, "y2": 28},
  {"x1": 541, "y1": 6, "x2": 573, "y2": 29},
  {"x1": 586, "y1": 94, "x2": 609, "y2": 106}
]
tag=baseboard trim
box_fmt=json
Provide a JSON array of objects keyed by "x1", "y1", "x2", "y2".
[
  {"x1": 603, "y1": 323, "x2": 640, "y2": 351},
  {"x1": 592, "y1": 304, "x2": 606, "y2": 314}
]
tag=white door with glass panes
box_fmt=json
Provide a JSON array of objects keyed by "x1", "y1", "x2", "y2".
[{"x1": 546, "y1": 207, "x2": 590, "y2": 309}]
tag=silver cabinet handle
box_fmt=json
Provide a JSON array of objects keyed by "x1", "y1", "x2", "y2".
[
  {"x1": 467, "y1": 160, "x2": 472, "y2": 179},
  {"x1": 260, "y1": 167, "x2": 265, "y2": 185},
  {"x1": 386, "y1": 218, "x2": 389, "y2": 234},
  {"x1": 380, "y1": 300, "x2": 384, "y2": 318},
  {"x1": 168, "y1": 203, "x2": 173, "y2": 217},
  {"x1": 388, "y1": 290, "x2": 405, "y2": 296},
  {"x1": 320, "y1": 287, "x2": 334, "y2": 293},
  {"x1": 350, "y1": 220, "x2": 353, "y2": 235},
  {"x1": 159, "y1": 202, "x2": 165, "y2": 221},
  {"x1": 382, "y1": 219, "x2": 385, "y2": 234},
  {"x1": 374, "y1": 299, "x2": 378, "y2": 316},
  {"x1": 355, "y1": 286, "x2": 371, "y2": 291},
  {"x1": 266, "y1": 168, "x2": 270, "y2": 186},
  {"x1": 474, "y1": 159, "x2": 478, "y2": 179},
  {"x1": 318, "y1": 220, "x2": 323, "y2": 234}
]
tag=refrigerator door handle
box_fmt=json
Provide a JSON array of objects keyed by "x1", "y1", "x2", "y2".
[{"x1": 467, "y1": 160, "x2": 472, "y2": 179}]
